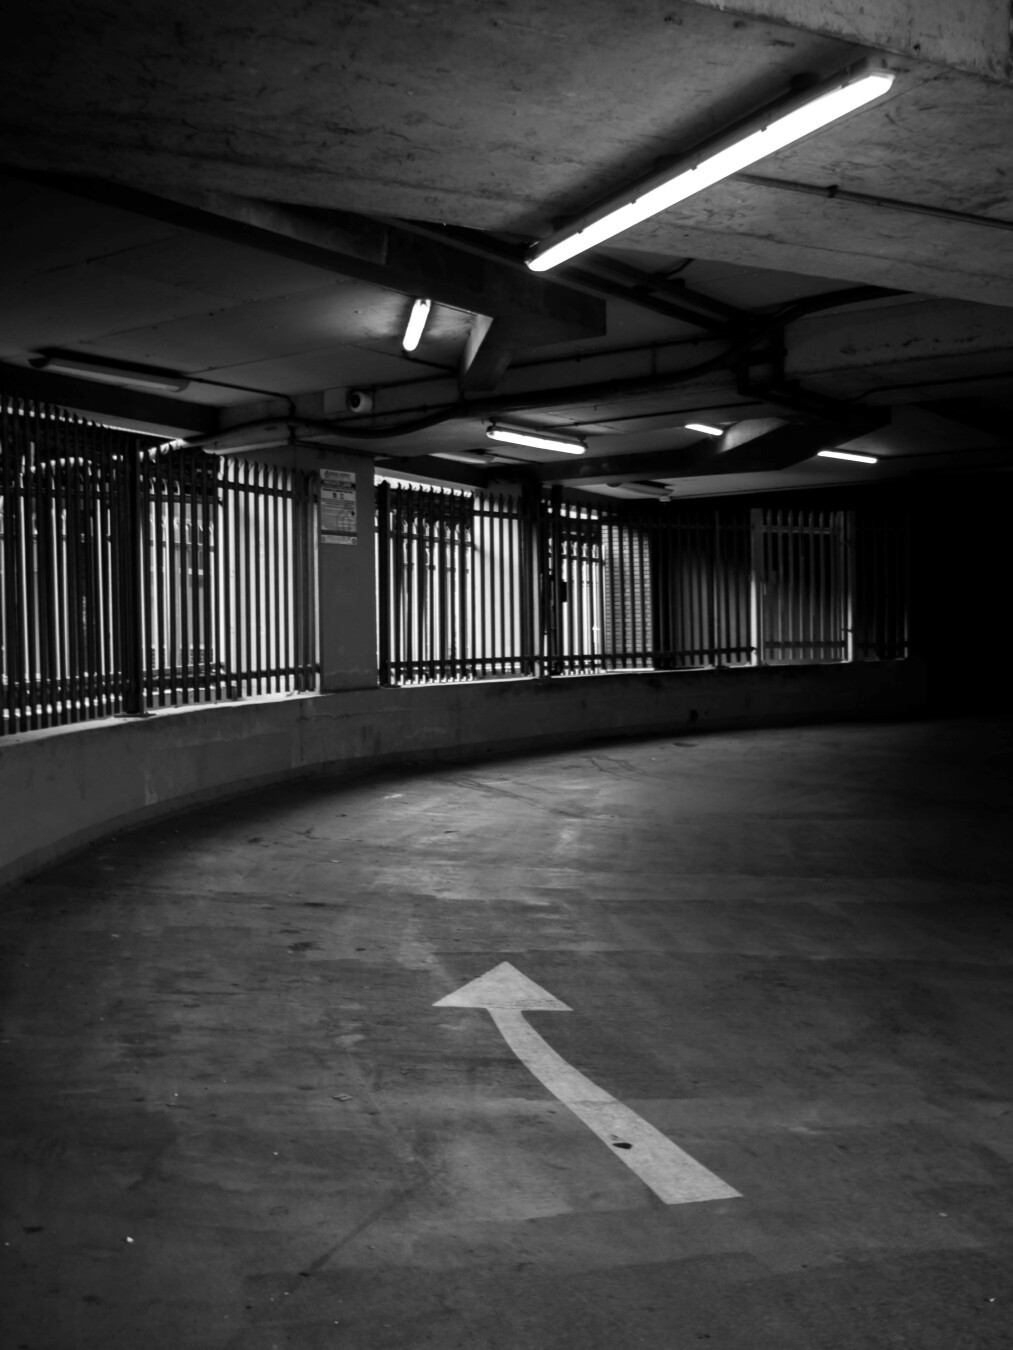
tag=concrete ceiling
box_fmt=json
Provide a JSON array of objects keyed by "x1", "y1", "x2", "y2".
[{"x1": 1, "y1": 0, "x2": 1012, "y2": 498}]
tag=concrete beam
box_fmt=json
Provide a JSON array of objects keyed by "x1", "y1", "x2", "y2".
[
  {"x1": 327, "y1": 293, "x2": 1013, "y2": 437},
  {"x1": 786, "y1": 297, "x2": 1013, "y2": 396},
  {"x1": 6, "y1": 171, "x2": 605, "y2": 348},
  {"x1": 531, "y1": 416, "x2": 885, "y2": 485},
  {"x1": 458, "y1": 314, "x2": 515, "y2": 393},
  {"x1": 0, "y1": 361, "x2": 217, "y2": 438},
  {"x1": 915, "y1": 397, "x2": 1012, "y2": 440},
  {"x1": 678, "y1": 0, "x2": 1013, "y2": 83}
]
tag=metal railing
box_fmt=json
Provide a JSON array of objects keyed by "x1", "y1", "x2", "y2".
[
  {"x1": 377, "y1": 483, "x2": 910, "y2": 687},
  {"x1": 377, "y1": 482, "x2": 536, "y2": 684},
  {"x1": 1, "y1": 390, "x2": 318, "y2": 735},
  {"x1": 141, "y1": 451, "x2": 317, "y2": 708},
  {"x1": 653, "y1": 506, "x2": 754, "y2": 669},
  {"x1": 853, "y1": 510, "x2": 911, "y2": 661},
  {"x1": 755, "y1": 507, "x2": 851, "y2": 664}
]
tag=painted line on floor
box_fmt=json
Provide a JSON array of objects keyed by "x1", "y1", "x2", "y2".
[{"x1": 434, "y1": 961, "x2": 740, "y2": 1205}]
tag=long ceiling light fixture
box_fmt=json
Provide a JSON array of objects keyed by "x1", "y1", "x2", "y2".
[
  {"x1": 402, "y1": 297, "x2": 432, "y2": 352},
  {"x1": 685, "y1": 422, "x2": 723, "y2": 436},
  {"x1": 487, "y1": 423, "x2": 586, "y2": 455},
  {"x1": 817, "y1": 448, "x2": 878, "y2": 464},
  {"x1": 29, "y1": 352, "x2": 190, "y2": 392},
  {"x1": 526, "y1": 61, "x2": 895, "y2": 272}
]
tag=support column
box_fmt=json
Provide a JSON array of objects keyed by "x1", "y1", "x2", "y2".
[{"x1": 316, "y1": 454, "x2": 378, "y2": 691}]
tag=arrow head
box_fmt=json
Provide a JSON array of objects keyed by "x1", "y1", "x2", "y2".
[{"x1": 434, "y1": 961, "x2": 571, "y2": 1012}]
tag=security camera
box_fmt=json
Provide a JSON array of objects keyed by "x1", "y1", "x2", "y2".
[{"x1": 346, "y1": 389, "x2": 374, "y2": 414}]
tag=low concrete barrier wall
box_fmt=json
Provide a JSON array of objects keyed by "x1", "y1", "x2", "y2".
[{"x1": 0, "y1": 660, "x2": 927, "y2": 889}]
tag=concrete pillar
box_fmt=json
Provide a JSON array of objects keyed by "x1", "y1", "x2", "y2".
[{"x1": 316, "y1": 453, "x2": 378, "y2": 691}]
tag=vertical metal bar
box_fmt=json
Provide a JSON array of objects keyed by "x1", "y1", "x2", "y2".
[
  {"x1": 469, "y1": 493, "x2": 479, "y2": 679},
  {"x1": 181, "y1": 457, "x2": 193, "y2": 703},
  {"x1": 205, "y1": 456, "x2": 217, "y2": 697},
  {"x1": 240, "y1": 460, "x2": 250, "y2": 695},
  {"x1": 413, "y1": 488, "x2": 422, "y2": 682},
  {"x1": 119, "y1": 443, "x2": 145, "y2": 715},
  {"x1": 393, "y1": 487, "x2": 402, "y2": 683},
  {"x1": 283, "y1": 467, "x2": 292, "y2": 691},
  {"x1": 76, "y1": 431, "x2": 93, "y2": 720},
  {"x1": 377, "y1": 481, "x2": 391, "y2": 685},
  {"x1": 400, "y1": 488, "x2": 410, "y2": 681},
  {"x1": 437, "y1": 494, "x2": 447, "y2": 680},
  {"x1": 245, "y1": 460, "x2": 255, "y2": 694},
  {"x1": 251, "y1": 460, "x2": 260, "y2": 691},
  {"x1": 295, "y1": 468, "x2": 311, "y2": 689},
  {"x1": 20, "y1": 407, "x2": 37, "y2": 728},
  {"x1": 750, "y1": 508, "x2": 764, "y2": 665},
  {"x1": 0, "y1": 397, "x2": 12, "y2": 732},
  {"x1": 209, "y1": 456, "x2": 222, "y2": 698},
  {"x1": 613, "y1": 505, "x2": 624, "y2": 666},
  {"x1": 722, "y1": 511, "x2": 732, "y2": 665},
  {"x1": 497, "y1": 492, "x2": 506, "y2": 676},
  {"x1": 95, "y1": 435, "x2": 110, "y2": 715},
  {"x1": 2, "y1": 398, "x2": 22, "y2": 732},
  {"x1": 692, "y1": 514, "x2": 703, "y2": 667},
  {"x1": 425, "y1": 491, "x2": 434, "y2": 681},
  {"x1": 64, "y1": 419, "x2": 79, "y2": 719},
  {"x1": 268, "y1": 466, "x2": 278, "y2": 692},
  {"x1": 150, "y1": 448, "x2": 160, "y2": 701},
  {"x1": 134, "y1": 442, "x2": 147, "y2": 708},
  {"x1": 249, "y1": 460, "x2": 259, "y2": 694},
  {"x1": 221, "y1": 458, "x2": 232, "y2": 696},
  {"x1": 815, "y1": 508, "x2": 825, "y2": 660},
  {"x1": 36, "y1": 413, "x2": 53, "y2": 724},
  {"x1": 782, "y1": 509, "x2": 791, "y2": 663},
  {"x1": 448, "y1": 494, "x2": 457, "y2": 679},
  {"x1": 844, "y1": 509, "x2": 855, "y2": 663},
  {"x1": 561, "y1": 506, "x2": 572, "y2": 669},
  {"x1": 410, "y1": 486, "x2": 418, "y2": 680},
  {"x1": 190, "y1": 452, "x2": 201, "y2": 696},
  {"x1": 637, "y1": 511, "x2": 648, "y2": 667},
  {"x1": 53, "y1": 424, "x2": 69, "y2": 724}
]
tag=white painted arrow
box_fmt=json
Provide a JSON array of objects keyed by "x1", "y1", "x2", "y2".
[{"x1": 434, "y1": 962, "x2": 739, "y2": 1205}]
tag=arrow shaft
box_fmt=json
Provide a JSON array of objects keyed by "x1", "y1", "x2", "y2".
[{"x1": 490, "y1": 1009, "x2": 739, "y2": 1205}]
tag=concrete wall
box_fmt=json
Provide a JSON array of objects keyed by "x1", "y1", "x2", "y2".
[{"x1": 0, "y1": 660, "x2": 926, "y2": 891}]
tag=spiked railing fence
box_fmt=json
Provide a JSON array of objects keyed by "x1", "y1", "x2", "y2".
[
  {"x1": 1, "y1": 390, "x2": 317, "y2": 735},
  {"x1": 377, "y1": 481, "x2": 910, "y2": 687}
]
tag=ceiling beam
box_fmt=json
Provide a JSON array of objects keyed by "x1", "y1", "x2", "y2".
[
  {"x1": 914, "y1": 397, "x2": 1011, "y2": 440},
  {"x1": 458, "y1": 315, "x2": 515, "y2": 393},
  {"x1": 5, "y1": 169, "x2": 606, "y2": 348},
  {"x1": 530, "y1": 415, "x2": 888, "y2": 485},
  {"x1": 394, "y1": 218, "x2": 738, "y2": 334},
  {"x1": 0, "y1": 360, "x2": 216, "y2": 437}
]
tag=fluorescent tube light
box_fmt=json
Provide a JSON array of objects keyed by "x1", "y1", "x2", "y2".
[
  {"x1": 817, "y1": 449, "x2": 879, "y2": 464},
  {"x1": 29, "y1": 353, "x2": 190, "y2": 392},
  {"x1": 685, "y1": 422, "x2": 723, "y2": 436},
  {"x1": 612, "y1": 482, "x2": 672, "y2": 499},
  {"x1": 433, "y1": 451, "x2": 490, "y2": 465},
  {"x1": 402, "y1": 297, "x2": 432, "y2": 352},
  {"x1": 487, "y1": 423, "x2": 586, "y2": 455},
  {"x1": 527, "y1": 63, "x2": 895, "y2": 272}
]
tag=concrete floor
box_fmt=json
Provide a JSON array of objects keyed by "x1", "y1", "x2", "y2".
[{"x1": 2, "y1": 717, "x2": 1013, "y2": 1349}]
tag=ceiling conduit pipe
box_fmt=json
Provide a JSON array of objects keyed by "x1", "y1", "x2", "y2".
[{"x1": 188, "y1": 285, "x2": 902, "y2": 452}]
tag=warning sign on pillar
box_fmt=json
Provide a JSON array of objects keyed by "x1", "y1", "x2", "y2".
[{"x1": 320, "y1": 469, "x2": 357, "y2": 545}]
